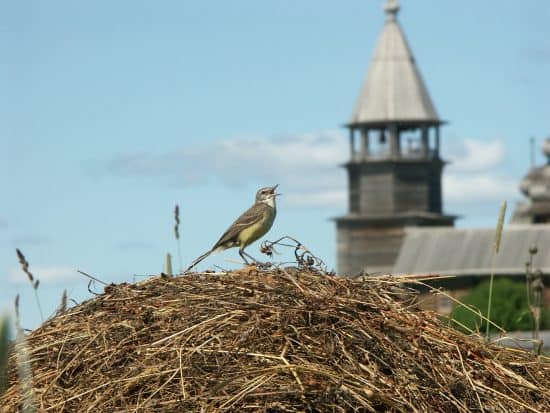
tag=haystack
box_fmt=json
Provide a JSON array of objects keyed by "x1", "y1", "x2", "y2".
[{"x1": 1, "y1": 268, "x2": 549, "y2": 412}]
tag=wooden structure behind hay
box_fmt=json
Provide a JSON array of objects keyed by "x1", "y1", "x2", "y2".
[
  {"x1": 1, "y1": 269, "x2": 549, "y2": 412},
  {"x1": 335, "y1": 0, "x2": 457, "y2": 276}
]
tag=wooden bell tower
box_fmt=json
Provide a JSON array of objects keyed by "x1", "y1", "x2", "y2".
[{"x1": 335, "y1": 0, "x2": 456, "y2": 275}]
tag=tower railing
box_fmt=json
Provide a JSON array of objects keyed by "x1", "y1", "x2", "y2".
[{"x1": 351, "y1": 147, "x2": 438, "y2": 162}]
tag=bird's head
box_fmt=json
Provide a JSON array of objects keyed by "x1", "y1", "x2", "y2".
[{"x1": 256, "y1": 184, "x2": 280, "y2": 207}]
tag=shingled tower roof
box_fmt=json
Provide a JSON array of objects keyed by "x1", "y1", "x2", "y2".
[{"x1": 350, "y1": 0, "x2": 441, "y2": 126}]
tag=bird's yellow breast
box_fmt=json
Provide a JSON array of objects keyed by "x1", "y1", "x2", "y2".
[{"x1": 237, "y1": 207, "x2": 276, "y2": 247}]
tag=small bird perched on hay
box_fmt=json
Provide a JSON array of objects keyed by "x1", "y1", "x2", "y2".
[{"x1": 185, "y1": 185, "x2": 280, "y2": 271}]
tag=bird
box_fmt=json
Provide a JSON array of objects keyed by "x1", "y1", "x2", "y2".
[{"x1": 185, "y1": 185, "x2": 280, "y2": 271}]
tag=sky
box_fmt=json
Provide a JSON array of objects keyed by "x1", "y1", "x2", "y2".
[{"x1": 1, "y1": 0, "x2": 549, "y2": 330}]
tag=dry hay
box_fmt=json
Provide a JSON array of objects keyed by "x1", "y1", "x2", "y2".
[{"x1": 1, "y1": 268, "x2": 549, "y2": 412}]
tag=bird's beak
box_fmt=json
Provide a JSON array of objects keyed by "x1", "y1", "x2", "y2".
[{"x1": 271, "y1": 184, "x2": 281, "y2": 196}]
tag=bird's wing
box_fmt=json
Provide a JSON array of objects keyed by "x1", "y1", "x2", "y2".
[{"x1": 212, "y1": 203, "x2": 267, "y2": 249}]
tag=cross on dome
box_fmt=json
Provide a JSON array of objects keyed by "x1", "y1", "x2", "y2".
[{"x1": 384, "y1": 0, "x2": 400, "y2": 20}]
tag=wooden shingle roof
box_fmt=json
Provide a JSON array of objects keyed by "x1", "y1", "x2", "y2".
[{"x1": 393, "y1": 225, "x2": 550, "y2": 275}]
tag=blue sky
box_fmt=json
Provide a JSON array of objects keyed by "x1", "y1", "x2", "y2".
[{"x1": 1, "y1": 0, "x2": 549, "y2": 330}]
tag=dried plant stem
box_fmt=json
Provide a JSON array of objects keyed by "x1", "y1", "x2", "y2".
[
  {"x1": 2, "y1": 270, "x2": 548, "y2": 412},
  {"x1": 77, "y1": 269, "x2": 108, "y2": 286},
  {"x1": 165, "y1": 253, "x2": 173, "y2": 276},
  {"x1": 430, "y1": 286, "x2": 505, "y2": 334},
  {"x1": 0, "y1": 313, "x2": 10, "y2": 396},
  {"x1": 525, "y1": 246, "x2": 539, "y2": 340},
  {"x1": 32, "y1": 290, "x2": 44, "y2": 324},
  {"x1": 14, "y1": 295, "x2": 37, "y2": 413},
  {"x1": 524, "y1": 261, "x2": 532, "y2": 313},
  {"x1": 486, "y1": 254, "x2": 497, "y2": 340},
  {"x1": 58, "y1": 290, "x2": 68, "y2": 314},
  {"x1": 174, "y1": 204, "x2": 182, "y2": 273},
  {"x1": 486, "y1": 201, "x2": 507, "y2": 341},
  {"x1": 16, "y1": 249, "x2": 44, "y2": 323},
  {"x1": 176, "y1": 243, "x2": 182, "y2": 274}
]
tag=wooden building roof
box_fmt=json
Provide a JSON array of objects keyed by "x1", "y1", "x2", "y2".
[{"x1": 393, "y1": 225, "x2": 550, "y2": 276}]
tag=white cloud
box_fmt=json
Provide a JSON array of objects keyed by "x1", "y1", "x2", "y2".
[
  {"x1": 284, "y1": 190, "x2": 346, "y2": 208},
  {"x1": 107, "y1": 133, "x2": 519, "y2": 209},
  {"x1": 446, "y1": 138, "x2": 505, "y2": 172},
  {"x1": 442, "y1": 137, "x2": 519, "y2": 204},
  {"x1": 443, "y1": 173, "x2": 518, "y2": 203},
  {"x1": 8, "y1": 266, "x2": 78, "y2": 285},
  {"x1": 108, "y1": 131, "x2": 348, "y2": 208}
]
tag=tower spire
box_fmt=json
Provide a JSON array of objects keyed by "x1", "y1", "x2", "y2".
[{"x1": 350, "y1": 0, "x2": 440, "y2": 127}]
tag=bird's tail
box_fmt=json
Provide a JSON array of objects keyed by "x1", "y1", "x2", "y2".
[{"x1": 184, "y1": 247, "x2": 222, "y2": 272}]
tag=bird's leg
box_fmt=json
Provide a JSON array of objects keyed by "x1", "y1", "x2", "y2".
[
  {"x1": 238, "y1": 248, "x2": 251, "y2": 265},
  {"x1": 242, "y1": 250, "x2": 258, "y2": 263},
  {"x1": 241, "y1": 248, "x2": 271, "y2": 268}
]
